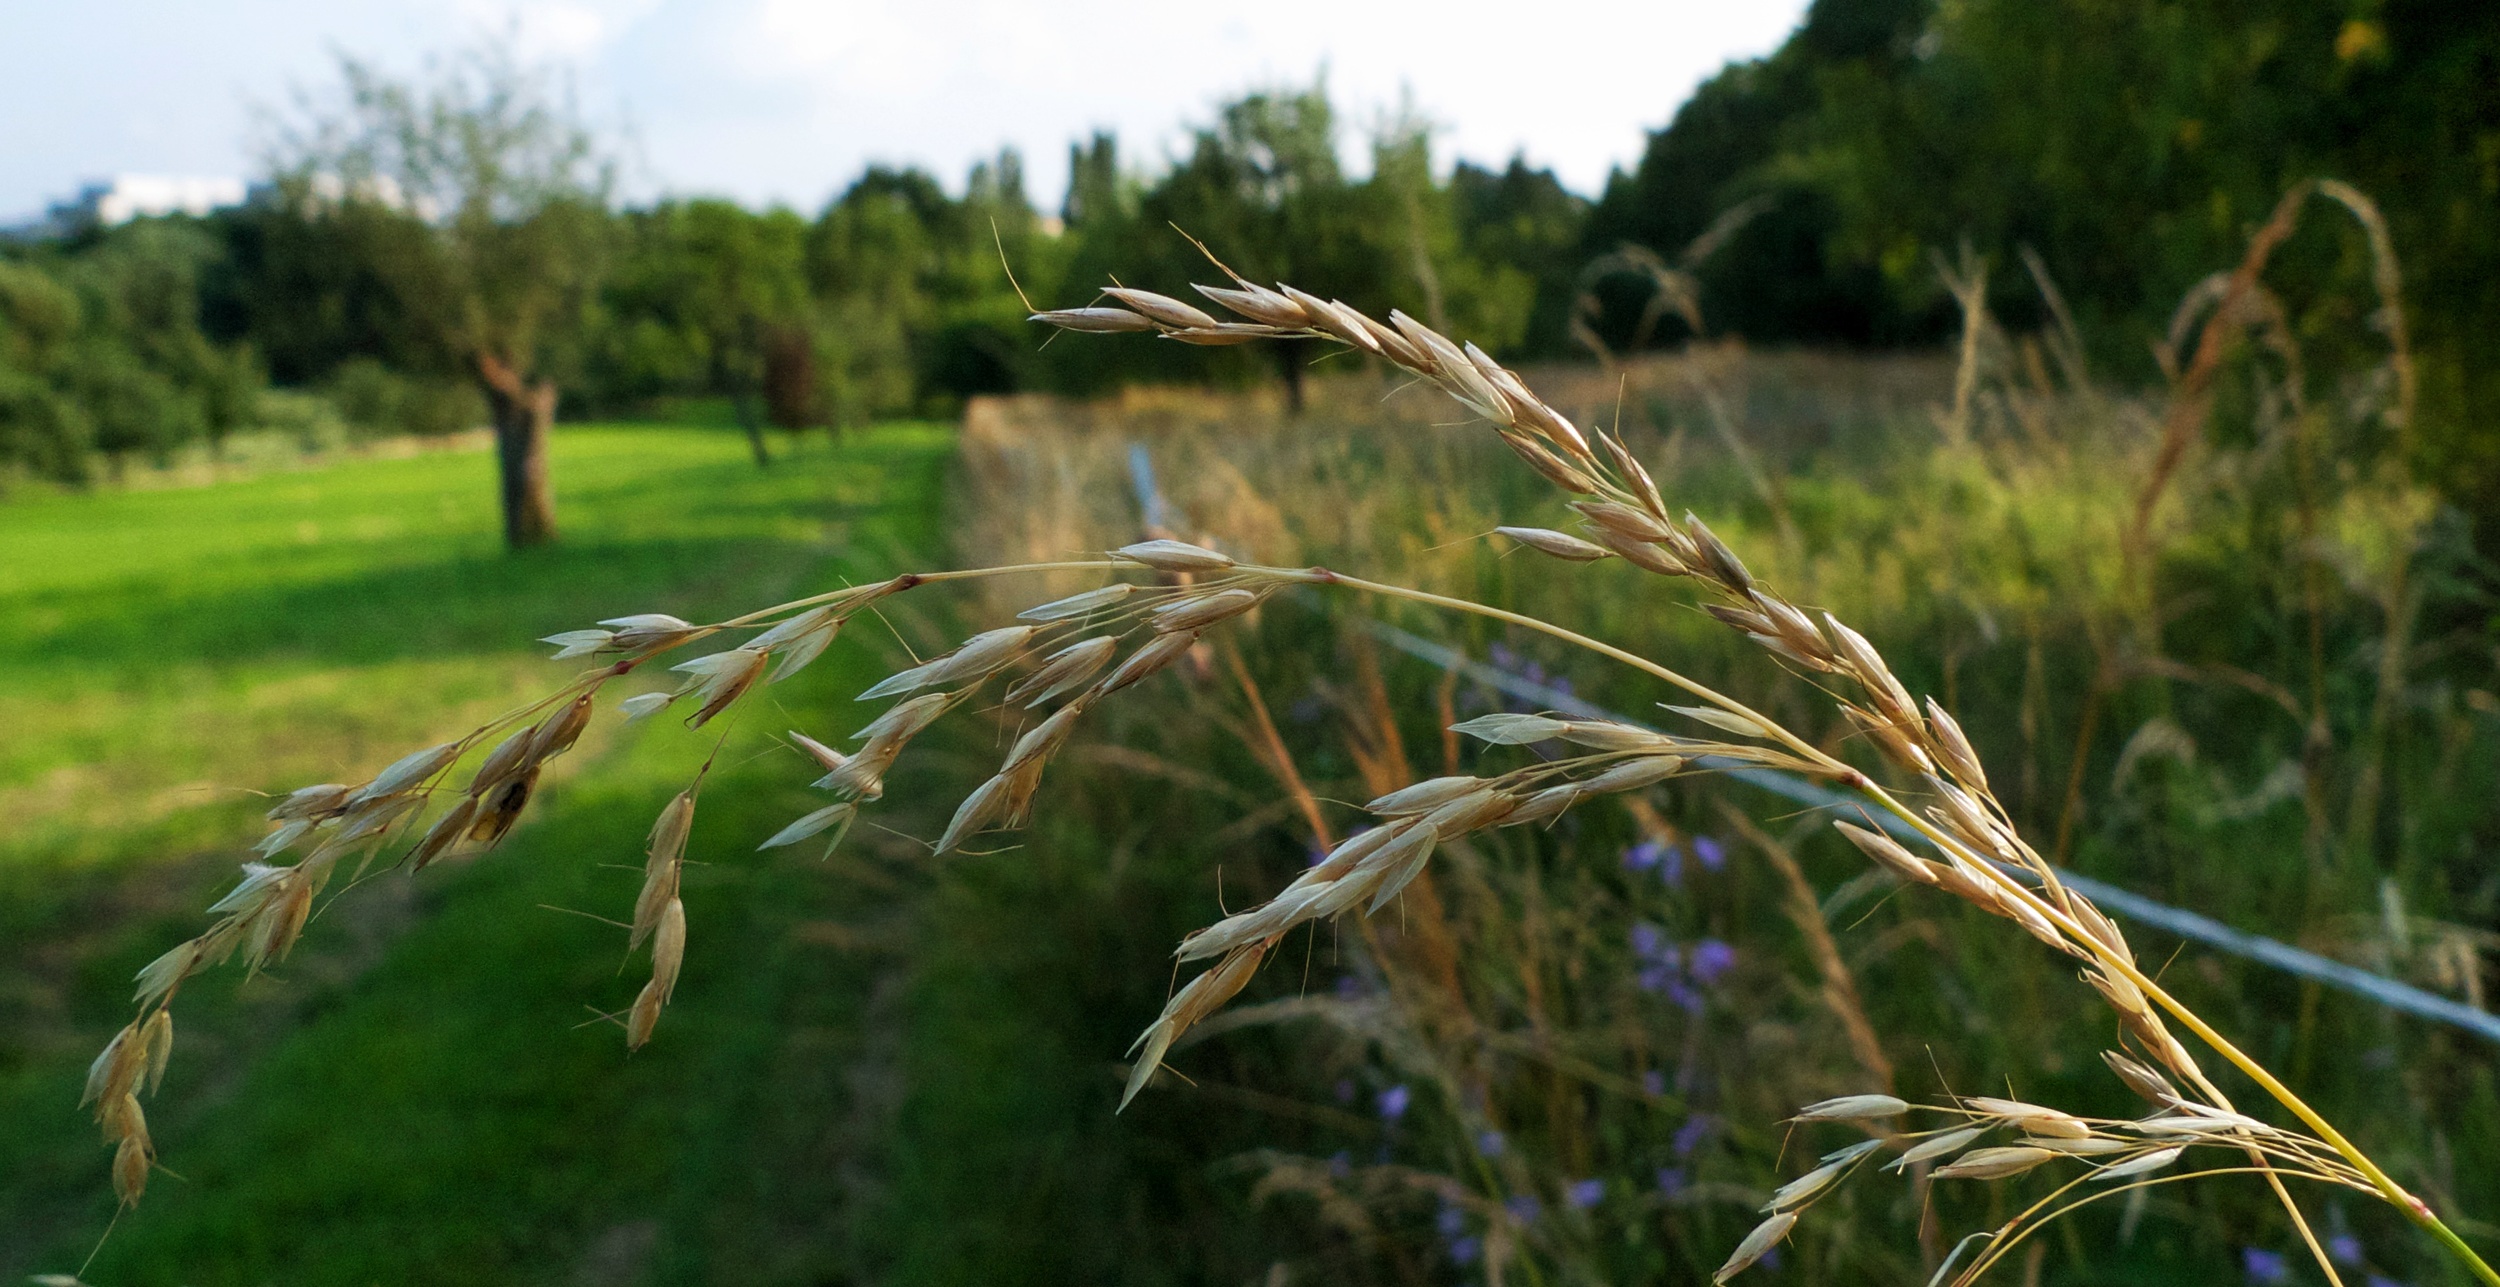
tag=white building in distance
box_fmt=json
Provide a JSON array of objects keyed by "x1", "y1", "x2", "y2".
[
  {"x1": 75, "y1": 174, "x2": 247, "y2": 225},
  {"x1": 7, "y1": 174, "x2": 247, "y2": 240}
]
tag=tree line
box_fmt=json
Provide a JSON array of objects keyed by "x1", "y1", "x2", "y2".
[{"x1": 3, "y1": 0, "x2": 2492, "y2": 545}]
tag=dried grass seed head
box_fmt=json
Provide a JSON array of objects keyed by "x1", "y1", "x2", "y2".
[
  {"x1": 650, "y1": 897, "x2": 686, "y2": 1002},
  {"x1": 1096, "y1": 630, "x2": 1198, "y2": 695},
  {"x1": 1932, "y1": 1145, "x2": 2057, "y2": 1180},
  {"x1": 1005, "y1": 636, "x2": 1120, "y2": 707},
  {"x1": 1496, "y1": 526, "x2": 1613, "y2": 562},
  {"x1": 1032, "y1": 306, "x2": 1156, "y2": 333},
  {"x1": 1101, "y1": 286, "x2": 1218, "y2": 330},
  {"x1": 1018, "y1": 583, "x2": 1135, "y2": 622},
  {"x1": 1888, "y1": 1125, "x2": 1991, "y2": 1171},
  {"x1": 599, "y1": 613, "x2": 700, "y2": 652},
  {"x1": 1366, "y1": 775, "x2": 1486, "y2": 817},
  {"x1": 1795, "y1": 1094, "x2": 1910, "y2": 1121},
  {"x1": 1192, "y1": 282, "x2": 1310, "y2": 328},
  {"x1": 670, "y1": 648, "x2": 768, "y2": 727},
  {"x1": 1715, "y1": 1211, "x2": 1796, "y2": 1284},
  {"x1": 1153, "y1": 587, "x2": 1263, "y2": 633},
  {"x1": 1113, "y1": 539, "x2": 1234, "y2": 572},
  {"x1": 1450, "y1": 712, "x2": 1569, "y2": 745},
  {"x1": 353, "y1": 741, "x2": 464, "y2": 805},
  {"x1": 2092, "y1": 1146, "x2": 2187, "y2": 1180}
]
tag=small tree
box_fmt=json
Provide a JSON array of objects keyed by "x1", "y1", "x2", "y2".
[{"x1": 268, "y1": 43, "x2": 611, "y2": 547}]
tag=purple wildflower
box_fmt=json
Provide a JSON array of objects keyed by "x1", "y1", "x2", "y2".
[
  {"x1": 1694, "y1": 835, "x2": 1727, "y2": 871},
  {"x1": 1636, "y1": 963, "x2": 1677, "y2": 995},
  {"x1": 1476, "y1": 1130, "x2": 1506, "y2": 1157},
  {"x1": 1668, "y1": 980, "x2": 1706, "y2": 1013},
  {"x1": 1328, "y1": 1149, "x2": 1351, "y2": 1177},
  {"x1": 1629, "y1": 921, "x2": 1671, "y2": 961},
  {"x1": 1673, "y1": 1114, "x2": 1714, "y2": 1157},
  {"x1": 1623, "y1": 839, "x2": 1666, "y2": 872},
  {"x1": 1656, "y1": 1166, "x2": 1687, "y2": 1198},
  {"x1": 2244, "y1": 1248, "x2": 2291, "y2": 1286},
  {"x1": 1689, "y1": 939, "x2": 1737, "y2": 984},
  {"x1": 1504, "y1": 1194, "x2": 1542, "y2": 1225},
  {"x1": 1436, "y1": 1203, "x2": 1466, "y2": 1237},
  {"x1": 1377, "y1": 1084, "x2": 1411, "y2": 1122},
  {"x1": 2329, "y1": 1235, "x2": 2364, "y2": 1268},
  {"x1": 1450, "y1": 1235, "x2": 1483, "y2": 1266},
  {"x1": 1641, "y1": 1069, "x2": 1666, "y2": 1097},
  {"x1": 1567, "y1": 1178, "x2": 1606, "y2": 1209},
  {"x1": 2365, "y1": 1277, "x2": 2405, "y2": 1287},
  {"x1": 1335, "y1": 974, "x2": 1363, "y2": 999}
]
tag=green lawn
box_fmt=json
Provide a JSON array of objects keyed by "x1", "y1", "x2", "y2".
[{"x1": 0, "y1": 424, "x2": 961, "y2": 1282}]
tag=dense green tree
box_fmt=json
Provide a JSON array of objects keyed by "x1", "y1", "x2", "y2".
[
  {"x1": 598, "y1": 199, "x2": 811, "y2": 463},
  {"x1": 0, "y1": 221, "x2": 259, "y2": 484},
  {"x1": 267, "y1": 43, "x2": 612, "y2": 547}
]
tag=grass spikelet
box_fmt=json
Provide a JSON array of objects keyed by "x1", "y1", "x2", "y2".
[
  {"x1": 1017, "y1": 584, "x2": 1135, "y2": 622},
  {"x1": 1888, "y1": 1125, "x2": 1991, "y2": 1171},
  {"x1": 1715, "y1": 1212, "x2": 1796, "y2": 1283},
  {"x1": 1028, "y1": 306, "x2": 1156, "y2": 333},
  {"x1": 1004, "y1": 637, "x2": 1118, "y2": 707},
  {"x1": 1932, "y1": 1145, "x2": 2058, "y2": 1180},
  {"x1": 1495, "y1": 526, "x2": 1613, "y2": 562},
  {"x1": 1120, "y1": 938, "x2": 1271, "y2": 1110},
  {"x1": 1113, "y1": 539, "x2": 1234, "y2": 572},
  {"x1": 1794, "y1": 1094, "x2": 1910, "y2": 1121},
  {"x1": 631, "y1": 791, "x2": 694, "y2": 950},
  {"x1": 1095, "y1": 631, "x2": 1196, "y2": 695},
  {"x1": 2092, "y1": 1146, "x2": 2187, "y2": 1180}
]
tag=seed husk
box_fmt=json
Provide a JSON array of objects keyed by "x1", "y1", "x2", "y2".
[
  {"x1": 1366, "y1": 775, "x2": 1486, "y2": 817},
  {"x1": 1449, "y1": 713, "x2": 1570, "y2": 744},
  {"x1": 1714, "y1": 1212, "x2": 1796, "y2": 1284},
  {"x1": 760, "y1": 802, "x2": 856, "y2": 850},
  {"x1": 2091, "y1": 1146, "x2": 2186, "y2": 1180},
  {"x1": 1666, "y1": 704, "x2": 1769, "y2": 739},
  {"x1": 1018, "y1": 583, "x2": 1135, "y2": 622},
  {"x1": 1096, "y1": 631, "x2": 1197, "y2": 694},
  {"x1": 1152, "y1": 587, "x2": 1262, "y2": 633},
  {"x1": 1006, "y1": 637, "x2": 1119, "y2": 707},
  {"x1": 1579, "y1": 756, "x2": 1685, "y2": 794},
  {"x1": 1031, "y1": 306, "x2": 1155, "y2": 333},
  {"x1": 1193, "y1": 281, "x2": 1310, "y2": 328},
  {"x1": 1112, "y1": 539, "x2": 1234, "y2": 572},
  {"x1": 1888, "y1": 1125, "x2": 1990, "y2": 1171},
  {"x1": 354, "y1": 741, "x2": 464, "y2": 804},
  {"x1": 1933, "y1": 1145, "x2": 2057, "y2": 1180},
  {"x1": 2102, "y1": 1050, "x2": 2179, "y2": 1104},
  {"x1": 1100, "y1": 286, "x2": 1218, "y2": 330},
  {"x1": 935, "y1": 775, "x2": 1014, "y2": 853},
  {"x1": 1794, "y1": 1093, "x2": 1910, "y2": 1121},
  {"x1": 1494, "y1": 526, "x2": 1613, "y2": 562}
]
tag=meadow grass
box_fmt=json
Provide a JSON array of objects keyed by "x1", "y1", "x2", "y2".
[{"x1": 0, "y1": 423, "x2": 971, "y2": 1281}]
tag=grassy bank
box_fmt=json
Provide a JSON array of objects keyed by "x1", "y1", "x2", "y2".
[{"x1": 0, "y1": 424, "x2": 961, "y2": 1281}]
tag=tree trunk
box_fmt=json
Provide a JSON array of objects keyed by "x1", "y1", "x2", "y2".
[
  {"x1": 731, "y1": 384, "x2": 773, "y2": 469},
  {"x1": 477, "y1": 352, "x2": 559, "y2": 549},
  {"x1": 1273, "y1": 340, "x2": 1305, "y2": 417}
]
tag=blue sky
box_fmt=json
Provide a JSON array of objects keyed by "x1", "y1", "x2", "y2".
[{"x1": 4, "y1": 0, "x2": 1811, "y2": 219}]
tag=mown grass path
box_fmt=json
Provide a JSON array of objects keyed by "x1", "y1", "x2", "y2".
[{"x1": 0, "y1": 425, "x2": 954, "y2": 1282}]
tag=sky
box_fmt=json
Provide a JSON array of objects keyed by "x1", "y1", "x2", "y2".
[{"x1": 3, "y1": 0, "x2": 1811, "y2": 221}]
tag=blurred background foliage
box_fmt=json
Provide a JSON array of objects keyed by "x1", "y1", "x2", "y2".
[{"x1": 3, "y1": 0, "x2": 2495, "y2": 522}]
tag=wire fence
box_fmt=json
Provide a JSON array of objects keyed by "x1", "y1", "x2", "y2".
[{"x1": 1120, "y1": 441, "x2": 2500, "y2": 1046}]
